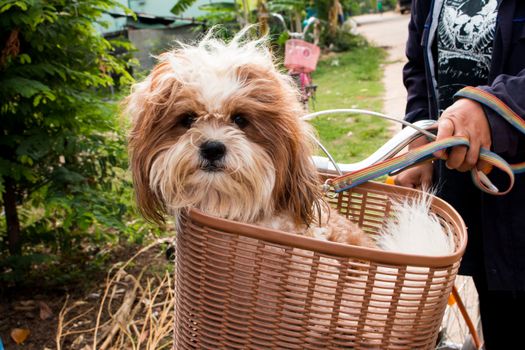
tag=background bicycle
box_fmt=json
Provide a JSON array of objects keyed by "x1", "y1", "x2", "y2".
[{"x1": 270, "y1": 13, "x2": 321, "y2": 111}]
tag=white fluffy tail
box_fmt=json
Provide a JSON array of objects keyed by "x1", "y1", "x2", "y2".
[{"x1": 376, "y1": 191, "x2": 454, "y2": 256}]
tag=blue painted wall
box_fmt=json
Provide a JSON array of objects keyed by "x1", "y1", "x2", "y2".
[{"x1": 98, "y1": 0, "x2": 212, "y2": 34}]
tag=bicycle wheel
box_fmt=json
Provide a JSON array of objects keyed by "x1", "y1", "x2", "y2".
[{"x1": 436, "y1": 276, "x2": 483, "y2": 350}]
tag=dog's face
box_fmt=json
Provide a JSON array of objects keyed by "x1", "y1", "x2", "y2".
[{"x1": 125, "y1": 33, "x2": 321, "y2": 225}]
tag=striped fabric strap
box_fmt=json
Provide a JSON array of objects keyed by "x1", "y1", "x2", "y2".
[
  {"x1": 330, "y1": 136, "x2": 469, "y2": 193},
  {"x1": 455, "y1": 86, "x2": 525, "y2": 174},
  {"x1": 329, "y1": 86, "x2": 524, "y2": 195}
]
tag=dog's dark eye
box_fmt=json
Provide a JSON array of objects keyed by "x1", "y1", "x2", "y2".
[
  {"x1": 231, "y1": 114, "x2": 249, "y2": 129},
  {"x1": 178, "y1": 112, "x2": 197, "y2": 129}
]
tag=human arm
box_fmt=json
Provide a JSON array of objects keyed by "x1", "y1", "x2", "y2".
[
  {"x1": 396, "y1": 0, "x2": 434, "y2": 188},
  {"x1": 393, "y1": 136, "x2": 434, "y2": 189},
  {"x1": 468, "y1": 68, "x2": 525, "y2": 158},
  {"x1": 403, "y1": 0, "x2": 432, "y2": 124},
  {"x1": 434, "y1": 68, "x2": 525, "y2": 172}
]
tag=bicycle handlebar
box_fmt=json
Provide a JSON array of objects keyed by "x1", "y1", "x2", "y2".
[
  {"x1": 269, "y1": 12, "x2": 320, "y2": 41},
  {"x1": 311, "y1": 119, "x2": 436, "y2": 174},
  {"x1": 305, "y1": 110, "x2": 498, "y2": 192}
]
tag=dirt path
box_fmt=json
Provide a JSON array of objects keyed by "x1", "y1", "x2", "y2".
[{"x1": 353, "y1": 11, "x2": 410, "y2": 132}]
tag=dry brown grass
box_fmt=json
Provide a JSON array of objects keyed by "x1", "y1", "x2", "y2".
[{"x1": 55, "y1": 239, "x2": 175, "y2": 350}]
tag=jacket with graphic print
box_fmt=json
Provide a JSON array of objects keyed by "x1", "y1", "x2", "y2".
[{"x1": 403, "y1": 0, "x2": 525, "y2": 290}]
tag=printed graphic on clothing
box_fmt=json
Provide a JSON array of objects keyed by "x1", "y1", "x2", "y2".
[{"x1": 437, "y1": 0, "x2": 497, "y2": 111}]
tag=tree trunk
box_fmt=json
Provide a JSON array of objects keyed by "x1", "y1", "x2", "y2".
[
  {"x1": 328, "y1": 0, "x2": 338, "y2": 36},
  {"x1": 257, "y1": 0, "x2": 269, "y2": 37},
  {"x1": 3, "y1": 177, "x2": 21, "y2": 255},
  {"x1": 241, "y1": 0, "x2": 249, "y2": 26}
]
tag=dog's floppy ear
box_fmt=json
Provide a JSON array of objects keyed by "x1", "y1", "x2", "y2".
[
  {"x1": 123, "y1": 60, "x2": 176, "y2": 224},
  {"x1": 273, "y1": 118, "x2": 322, "y2": 226},
  {"x1": 288, "y1": 123, "x2": 323, "y2": 226}
]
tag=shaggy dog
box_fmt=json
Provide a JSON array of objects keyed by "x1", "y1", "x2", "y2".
[{"x1": 124, "y1": 30, "x2": 452, "y2": 255}]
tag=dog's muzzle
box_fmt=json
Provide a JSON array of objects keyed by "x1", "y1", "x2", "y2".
[{"x1": 200, "y1": 140, "x2": 226, "y2": 171}]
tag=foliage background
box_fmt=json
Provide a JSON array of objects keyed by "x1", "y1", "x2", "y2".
[{"x1": 0, "y1": 0, "x2": 159, "y2": 290}]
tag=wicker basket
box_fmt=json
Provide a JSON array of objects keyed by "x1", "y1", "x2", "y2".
[{"x1": 174, "y1": 181, "x2": 467, "y2": 349}]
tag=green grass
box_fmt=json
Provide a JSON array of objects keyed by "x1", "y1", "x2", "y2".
[{"x1": 309, "y1": 45, "x2": 390, "y2": 164}]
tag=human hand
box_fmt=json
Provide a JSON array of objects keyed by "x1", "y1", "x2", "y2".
[
  {"x1": 394, "y1": 162, "x2": 433, "y2": 189},
  {"x1": 433, "y1": 98, "x2": 491, "y2": 172},
  {"x1": 394, "y1": 136, "x2": 433, "y2": 189}
]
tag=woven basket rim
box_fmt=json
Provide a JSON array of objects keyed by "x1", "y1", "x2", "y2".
[{"x1": 187, "y1": 181, "x2": 467, "y2": 268}]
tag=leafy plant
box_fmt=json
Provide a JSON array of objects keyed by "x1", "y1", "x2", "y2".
[
  {"x1": 170, "y1": 0, "x2": 198, "y2": 17},
  {"x1": 0, "y1": 0, "x2": 147, "y2": 287},
  {"x1": 322, "y1": 26, "x2": 367, "y2": 52},
  {"x1": 171, "y1": 0, "x2": 253, "y2": 33},
  {"x1": 268, "y1": 0, "x2": 307, "y2": 33},
  {"x1": 197, "y1": 2, "x2": 240, "y2": 33}
]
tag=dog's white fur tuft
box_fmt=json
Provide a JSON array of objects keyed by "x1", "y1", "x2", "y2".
[
  {"x1": 158, "y1": 29, "x2": 279, "y2": 113},
  {"x1": 377, "y1": 191, "x2": 454, "y2": 256}
]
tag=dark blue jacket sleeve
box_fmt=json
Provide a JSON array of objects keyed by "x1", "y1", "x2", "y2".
[
  {"x1": 403, "y1": 0, "x2": 431, "y2": 123},
  {"x1": 477, "y1": 67, "x2": 525, "y2": 158}
]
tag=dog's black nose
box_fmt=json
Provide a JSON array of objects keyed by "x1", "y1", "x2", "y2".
[{"x1": 200, "y1": 141, "x2": 226, "y2": 162}]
